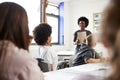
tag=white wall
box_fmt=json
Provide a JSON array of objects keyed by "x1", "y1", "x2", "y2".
[{"x1": 30, "y1": 0, "x2": 110, "y2": 57}]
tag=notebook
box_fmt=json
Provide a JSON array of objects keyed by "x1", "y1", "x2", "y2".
[{"x1": 77, "y1": 31, "x2": 86, "y2": 44}]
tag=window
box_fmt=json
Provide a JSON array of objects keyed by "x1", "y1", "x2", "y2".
[
  {"x1": 0, "y1": 0, "x2": 64, "y2": 45},
  {"x1": 46, "y1": 3, "x2": 59, "y2": 44}
]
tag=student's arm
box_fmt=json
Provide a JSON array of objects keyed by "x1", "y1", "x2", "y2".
[
  {"x1": 86, "y1": 57, "x2": 107, "y2": 63},
  {"x1": 84, "y1": 50, "x2": 109, "y2": 64},
  {"x1": 84, "y1": 50, "x2": 104, "y2": 64},
  {"x1": 86, "y1": 58, "x2": 101, "y2": 63},
  {"x1": 47, "y1": 47, "x2": 57, "y2": 71},
  {"x1": 73, "y1": 32, "x2": 77, "y2": 42},
  {"x1": 94, "y1": 51, "x2": 110, "y2": 62},
  {"x1": 50, "y1": 64, "x2": 53, "y2": 71}
]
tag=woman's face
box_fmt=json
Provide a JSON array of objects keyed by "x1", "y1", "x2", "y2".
[{"x1": 79, "y1": 21, "x2": 86, "y2": 30}]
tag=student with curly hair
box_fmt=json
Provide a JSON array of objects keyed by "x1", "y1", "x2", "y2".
[{"x1": 33, "y1": 23, "x2": 58, "y2": 71}]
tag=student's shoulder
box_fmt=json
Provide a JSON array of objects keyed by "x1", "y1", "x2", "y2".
[
  {"x1": 9, "y1": 45, "x2": 44, "y2": 80},
  {"x1": 81, "y1": 46, "x2": 93, "y2": 56},
  {"x1": 44, "y1": 46, "x2": 53, "y2": 53}
]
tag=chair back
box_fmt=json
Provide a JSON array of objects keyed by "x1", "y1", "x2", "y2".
[{"x1": 36, "y1": 58, "x2": 50, "y2": 72}]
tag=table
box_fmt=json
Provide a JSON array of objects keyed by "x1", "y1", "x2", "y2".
[
  {"x1": 44, "y1": 63, "x2": 111, "y2": 80},
  {"x1": 57, "y1": 50, "x2": 74, "y2": 61}
]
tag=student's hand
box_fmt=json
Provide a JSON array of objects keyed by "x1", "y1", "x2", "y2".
[{"x1": 100, "y1": 57, "x2": 110, "y2": 62}]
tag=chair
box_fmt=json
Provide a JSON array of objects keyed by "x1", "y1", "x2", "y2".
[
  {"x1": 69, "y1": 55, "x2": 75, "y2": 67},
  {"x1": 36, "y1": 58, "x2": 50, "y2": 72}
]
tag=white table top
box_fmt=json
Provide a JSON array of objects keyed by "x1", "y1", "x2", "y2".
[
  {"x1": 57, "y1": 50, "x2": 75, "y2": 56},
  {"x1": 44, "y1": 63, "x2": 111, "y2": 80}
]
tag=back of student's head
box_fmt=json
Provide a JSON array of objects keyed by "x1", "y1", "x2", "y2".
[
  {"x1": 33, "y1": 23, "x2": 52, "y2": 45},
  {"x1": 101, "y1": 0, "x2": 120, "y2": 80},
  {"x1": 0, "y1": 2, "x2": 29, "y2": 50},
  {"x1": 87, "y1": 34, "x2": 97, "y2": 47}
]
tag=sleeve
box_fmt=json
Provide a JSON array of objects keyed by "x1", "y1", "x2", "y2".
[
  {"x1": 27, "y1": 59, "x2": 44, "y2": 80},
  {"x1": 15, "y1": 49, "x2": 44, "y2": 80},
  {"x1": 46, "y1": 48, "x2": 53, "y2": 64},
  {"x1": 86, "y1": 30, "x2": 92, "y2": 36},
  {"x1": 74, "y1": 31, "x2": 77, "y2": 42},
  {"x1": 18, "y1": 57, "x2": 44, "y2": 80},
  {"x1": 83, "y1": 50, "x2": 93, "y2": 63},
  {"x1": 50, "y1": 47, "x2": 58, "y2": 63}
]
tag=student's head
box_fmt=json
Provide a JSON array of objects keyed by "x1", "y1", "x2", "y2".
[
  {"x1": 77, "y1": 16, "x2": 89, "y2": 30},
  {"x1": 101, "y1": 0, "x2": 120, "y2": 79},
  {"x1": 87, "y1": 34, "x2": 97, "y2": 48},
  {"x1": 102, "y1": 0, "x2": 120, "y2": 53},
  {"x1": 33, "y1": 23, "x2": 52, "y2": 45},
  {"x1": 0, "y1": 2, "x2": 29, "y2": 50}
]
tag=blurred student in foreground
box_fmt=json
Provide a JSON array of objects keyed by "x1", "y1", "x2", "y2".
[
  {"x1": 101, "y1": 0, "x2": 120, "y2": 80},
  {"x1": 0, "y1": 2, "x2": 44, "y2": 80},
  {"x1": 33, "y1": 23, "x2": 58, "y2": 71}
]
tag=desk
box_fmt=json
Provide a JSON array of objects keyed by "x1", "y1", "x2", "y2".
[
  {"x1": 44, "y1": 63, "x2": 111, "y2": 80},
  {"x1": 57, "y1": 50, "x2": 74, "y2": 62},
  {"x1": 57, "y1": 50, "x2": 75, "y2": 56}
]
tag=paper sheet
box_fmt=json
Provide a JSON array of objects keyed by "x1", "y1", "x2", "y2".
[{"x1": 77, "y1": 31, "x2": 86, "y2": 44}]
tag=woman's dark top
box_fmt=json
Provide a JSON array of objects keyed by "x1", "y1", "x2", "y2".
[{"x1": 73, "y1": 30, "x2": 91, "y2": 42}]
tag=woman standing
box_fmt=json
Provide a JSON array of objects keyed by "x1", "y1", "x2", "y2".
[{"x1": 73, "y1": 16, "x2": 92, "y2": 54}]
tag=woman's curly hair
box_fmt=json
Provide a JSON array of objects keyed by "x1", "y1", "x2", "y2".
[{"x1": 77, "y1": 16, "x2": 89, "y2": 27}]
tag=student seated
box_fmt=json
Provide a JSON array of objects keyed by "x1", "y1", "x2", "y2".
[
  {"x1": 72, "y1": 34, "x2": 107, "y2": 66},
  {"x1": 101, "y1": 0, "x2": 120, "y2": 79},
  {"x1": 33, "y1": 23, "x2": 58, "y2": 71},
  {"x1": 0, "y1": 2, "x2": 44, "y2": 80}
]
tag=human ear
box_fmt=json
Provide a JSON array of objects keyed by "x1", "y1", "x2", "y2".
[{"x1": 46, "y1": 36, "x2": 51, "y2": 45}]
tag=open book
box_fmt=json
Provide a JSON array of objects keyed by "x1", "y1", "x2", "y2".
[{"x1": 76, "y1": 31, "x2": 86, "y2": 44}]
